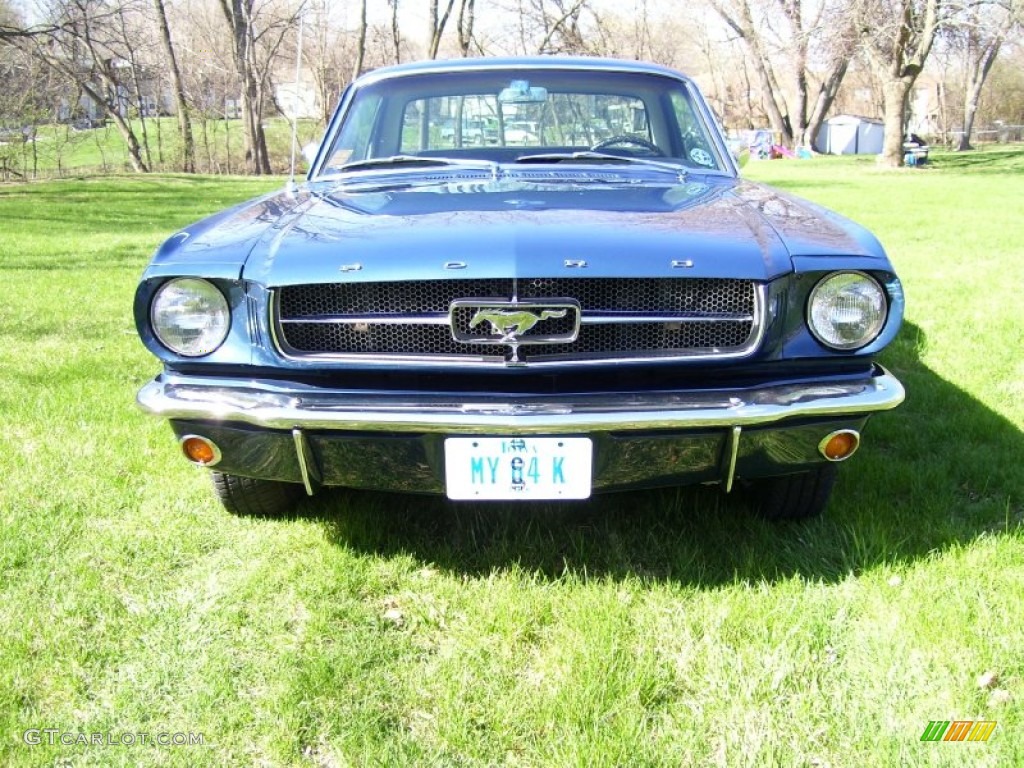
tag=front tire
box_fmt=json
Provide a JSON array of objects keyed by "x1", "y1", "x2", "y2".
[
  {"x1": 749, "y1": 465, "x2": 838, "y2": 521},
  {"x1": 210, "y1": 472, "x2": 305, "y2": 516}
]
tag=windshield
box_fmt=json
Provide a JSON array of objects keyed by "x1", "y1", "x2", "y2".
[{"x1": 319, "y1": 68, "x2": 727, "y2": 176}]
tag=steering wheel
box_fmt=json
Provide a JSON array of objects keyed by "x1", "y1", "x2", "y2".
[{"x1": 591, "y1": 134, "x2": 665, "y2": 156}]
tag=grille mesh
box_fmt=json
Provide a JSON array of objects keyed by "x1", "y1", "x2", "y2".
[
  {"x1": 279, "y1": 280, "x2": 509, "y2": 316},
  {"x1": 276, "y1": 278, "x2": 757, "y2": 362}
]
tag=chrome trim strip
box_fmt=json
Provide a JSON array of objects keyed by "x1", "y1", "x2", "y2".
[
  {"x1": 722, "y1": 426, "x2": 741, "y2": 493},
  {"x1": 292, "y1": 428, "x2": 321, "y2": 495},
  {"x1": 139, "y1": 367, "x2": 905, "y2": 435},
  {"x1": 581, "y1": 313, "x2": 754, "y2": 325},
  {"x1": 279, "y1": 314, "x2": 451, "y2": 326},
  {"x1": 278, "y1": 312, "x2": 752, "y2": 326},
  {"x1": 246, "y1": 294, "x2": 263, "y2": 348}
]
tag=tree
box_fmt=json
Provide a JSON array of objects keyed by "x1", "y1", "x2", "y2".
[
  {"x1": 711, "y1": 0, "x2": 859, "y2": 149},
  {"x1": 352, "y1": 0, "x2": 366, "y2": 77},
  {"x1": 111, "y1": 1, "x2": 155, "y2": 169},
  {"x1": 858, "y1": 0, "x2": 946, "y2": 167},
  {"x1": 427, "y1": 0, "x2": 455, "y2": 58},
  {"x1": 950, "y1": 0, "x2": 1017, "y2": 150},
  {"x1": 218, "y1": 0, "x2": 302, "y2": 175},
  {"x1": 24, "y1": 0, "x2": 153, "y2": 172},
  {"x1": 456, "y1": 0, "x2": 477, "y2": 56},
  {"x1": 973, "y1": 45, "x2": 1024, "y2": 130},
  {"x1": 219, "y1": 0, "x2": 269, "y2": 174},
  {"x1": 389, "y1": 0, "x2": 401, "y2": 62},
  {"x1": 153, "y1": 0, "x2": 194, "y2": 171},
  {"x1": 301, "y1": 0, "x2": 352, "y2": 125},
  {"x1": 532, "y1": 0, "x2": 593, "y2": 54}
]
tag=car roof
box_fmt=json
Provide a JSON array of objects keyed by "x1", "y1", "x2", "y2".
[{"x1": 354, "y1": 56, "x2": 694, "y2": 87}]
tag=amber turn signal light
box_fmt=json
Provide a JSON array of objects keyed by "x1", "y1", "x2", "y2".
[
  {"x1": 819, "y1": 430, "x2": 860, "y2": 462},
  {"x1": 180, "y1": 435, "x2": 221, "y2": 466}
]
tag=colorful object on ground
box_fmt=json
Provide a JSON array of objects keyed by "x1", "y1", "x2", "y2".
[{"x1": 920, "y1": 720, "x2": 996, "y2": 742}]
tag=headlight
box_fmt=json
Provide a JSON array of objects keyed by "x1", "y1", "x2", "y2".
[
  {"x1": 151, "y1": 278, "x2": 230, "y2": 357},
  {"x1": 807, "y1": 272, "x2": 887, "y2": 351}
]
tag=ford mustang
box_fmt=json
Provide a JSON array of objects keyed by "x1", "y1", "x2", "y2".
[{"x1": 134, "y1": 57, "x2": 905, "y2": 518}]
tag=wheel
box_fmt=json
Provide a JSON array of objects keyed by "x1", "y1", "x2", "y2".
[
  {"x1": 748, "y1": 465, "x2": 837, "y2": 521},
  {"x1": 210, "y1": 471, "x2": 305, "y2": 516},
  {"x1": 591, "y1": 134, "x2": 665, "y2": 155}
]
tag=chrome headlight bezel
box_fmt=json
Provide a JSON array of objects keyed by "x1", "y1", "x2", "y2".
[
  {"x1": 807, "y1": 271, "x2": 888, "y2": 351},
  {"x1": 150, "y1": 278, "x2": 230, "y2": 357}
]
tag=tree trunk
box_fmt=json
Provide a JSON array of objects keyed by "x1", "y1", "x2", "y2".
[
  {"x1": 457, "y1": 0, "x2": 475, "y2": 56},
  {"x1": 353, "y1": 0, "x2": 366, "y2": 79},
  {"x1": 428, "y1": 0, "x2": 455, "y2": 59},
  {"x1": 957, "y1": 39, "x2": 1001, "y2": 152},
  {"x1": 390, "y1": 0, "x2": 401, "y2": 63},
  {"x1": 801, "y1": 59, "x2": 848, "y2": 149},
  {"x1": 153, "y1": 0, "x2": 195, "y2": 172},
  {"x1": 713, "y1": 1, "x2": 793, "y2": 146},
  {"x1": 879, "y1": 77, "x2": 911, "y2": 168},
  {"x1": 861, "y1": 0, "x2": 941, "y2": 168},
  {"x1": 220, "y1": 0, "x2": 272, "y2": 175},
  {"x1": 755, "y1": 53, "x2": 791, "y2": 144}
]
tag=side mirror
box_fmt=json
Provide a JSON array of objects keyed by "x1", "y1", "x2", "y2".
[{"x1": 301, "y1": 142, "x2": 319, "y2": 165}]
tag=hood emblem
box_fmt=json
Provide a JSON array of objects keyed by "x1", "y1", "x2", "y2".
[
  {"x1": 450, "y1": 300, "x2": 581, "y2": 347},
  {"x1": 470, "y1": 308, "x2": 567, "y2": 341}
]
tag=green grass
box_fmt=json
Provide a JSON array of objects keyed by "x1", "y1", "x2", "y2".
[
  {"x1": 1, "y1": 149, "x2": 1022, "y2": 766},
  {"x1": 0, "y1": 118, "x2": 324, "y2": 178}
]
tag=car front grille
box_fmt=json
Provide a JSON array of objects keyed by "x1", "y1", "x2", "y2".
[{"x1": 273, "y1": 278, "x2": 762, "y2": 365}]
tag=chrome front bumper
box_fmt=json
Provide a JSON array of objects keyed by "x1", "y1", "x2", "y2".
[
  {"x1": 138, "y1": 368, "x2": 904, "y2": 495},
  {"x1": 138, "y1": 367, "x2": 904, "y2": 433}
]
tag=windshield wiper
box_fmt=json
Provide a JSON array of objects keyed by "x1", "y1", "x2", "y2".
[
  {"x1": 333, "y1": 155, "x2": 499, "y2": 176},
  {"x1": 514, "y1": 151, "x2": 687, "y2": 179}
]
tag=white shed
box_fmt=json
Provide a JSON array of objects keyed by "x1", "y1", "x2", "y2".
[{"x1": 814, "y1": 115, "x2": 885, "y2": 155}]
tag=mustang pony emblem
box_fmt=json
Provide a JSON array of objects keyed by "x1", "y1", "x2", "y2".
[{"x1": 469, "y1": 308, "x2": 567, "y2": 341}]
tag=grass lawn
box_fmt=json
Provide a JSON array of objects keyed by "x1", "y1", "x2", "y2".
[
  {"x1": 0, "y1": 149, "x2": 1022, "y2": 766},
  {"x1": 0, "y1": 118, "x2": 324, "y2": 178}
]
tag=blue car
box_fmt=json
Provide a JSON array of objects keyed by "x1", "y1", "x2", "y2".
[{"x1": 134, "y1": 57, "x2": 904, "y2": 518}]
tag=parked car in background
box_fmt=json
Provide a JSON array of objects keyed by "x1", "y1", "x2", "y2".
[
  {"x1": 135, "y1": 57, "x2": 905, "y2": 518},
  {"x1": 503, "y1": 120, "x2": 539, "y2": 144}
]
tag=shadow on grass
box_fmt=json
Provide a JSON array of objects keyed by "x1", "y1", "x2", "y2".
[
  {"x1": 925, "y1": 146, "x2": 1024, "y2": 174},
  {"x1": 292, "y1": 321, "x2": 1022, "y2": 586}
]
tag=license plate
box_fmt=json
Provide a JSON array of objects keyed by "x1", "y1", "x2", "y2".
[{"x1": 444, "y1": 437, "x2": 592, "y2": 500}]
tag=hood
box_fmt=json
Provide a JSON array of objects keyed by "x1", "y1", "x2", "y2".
[
  {"x1": 729, "y1": 180, "x2": 888, "y2": 260},
  {"x1": 237, "y1": 177, "x2": 795, "y2": 286},
  {"x1": 144, "y1": 191, "x2": 299, "y2": 280},
  {"x1": 197, "y1": 176, "x2": 883, "y2": 287}
]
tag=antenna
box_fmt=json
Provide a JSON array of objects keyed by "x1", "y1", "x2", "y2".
[{"x1": 286, "y1": 10, "x2": 306, "y2": 197}]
